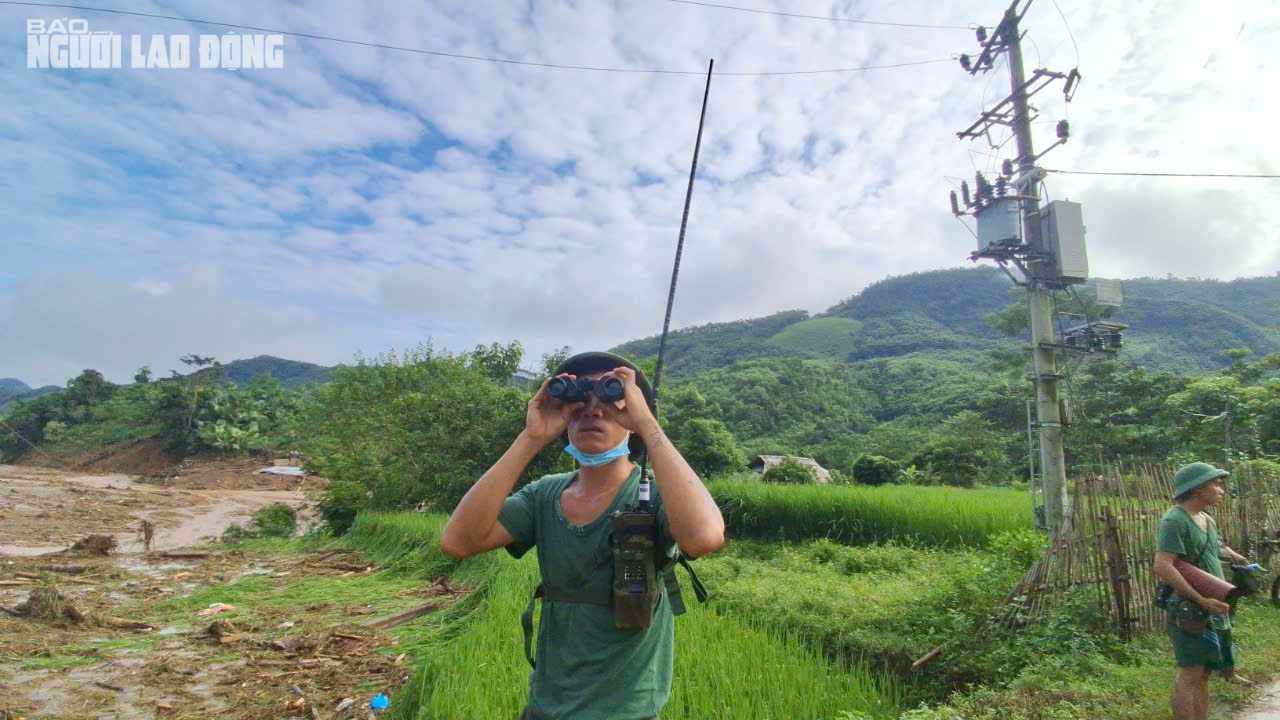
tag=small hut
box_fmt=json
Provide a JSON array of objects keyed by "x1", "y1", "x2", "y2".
[{"x1": 748, "y1": 455, "x2": 831, "y2": 484}]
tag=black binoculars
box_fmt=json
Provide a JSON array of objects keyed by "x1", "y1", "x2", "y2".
[{"x1": 547, "y1": 375, "x2": 625, "y2": 403}]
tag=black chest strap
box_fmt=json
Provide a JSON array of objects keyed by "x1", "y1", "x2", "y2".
[{"x1": 520, "y1": 558, "x2": 707, "y2": 669}]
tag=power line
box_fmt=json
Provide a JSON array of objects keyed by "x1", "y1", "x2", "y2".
[
  {"x1": 1045, "y1": 169, "x2": 1280, "y2": 179},
  {"x1": 1049, "y1": 0, "x2": 1080, "y2": 68},
  {"x1": 665, "y1": 0, "x2": 969, "y2": 30},
  {"x1": 4, "y1": 1, "x2": 951, "y2": 76}
]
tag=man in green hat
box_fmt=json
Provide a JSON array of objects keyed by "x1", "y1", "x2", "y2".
[
  {"x1": 1153, "y1": 461, "x2": 1256, "y2": 720},
  {"x1": 441, "y1": 351, "x2": 725, "y2": 720}
]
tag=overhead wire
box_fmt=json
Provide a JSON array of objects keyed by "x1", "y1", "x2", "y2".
[
  {"x1": 664, "y1": 0, "x2": 969, "y2": 30},
  {"x1": 1044, "y1": 169, "x2": 1280, "y2": 179},
  {"x1": 3, "y1": 0, "x2": 953, "y2": 76},
  {"x1": 1049, "y1": 0, "x2": 1080, "y2": 68}
]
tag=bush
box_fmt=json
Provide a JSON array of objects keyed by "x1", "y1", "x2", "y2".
[
  {"x1": 318, "y1": 480, "x2": 371, "y2": 535},
  {"x1": 763, "y1": 457, "x2": 817, "y2": 484},
  {"x1": 251, "y1": 503, "x2": 298, "y2": 537},
  {"x1": 852, "y1": 454, "x2": 900, "y2": 485},
  {"x1": 987, "y1": 528, "x2": 1047, "y2": 571}
]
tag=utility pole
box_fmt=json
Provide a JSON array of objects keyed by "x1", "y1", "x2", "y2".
[
  {"x1": 1005, "y1": 8, "x2": 1068, "y2": 535},
  {"x1": 949, "y1": 0, "x2": 1087, "y2": 536}
]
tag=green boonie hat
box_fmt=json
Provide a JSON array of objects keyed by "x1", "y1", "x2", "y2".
[
  {"x1": 1173, "y1": 462, "x2": 1228, "y2": 498},
  {"x1": 552, "y1": 351, "x2": 655, "y2": 458}
]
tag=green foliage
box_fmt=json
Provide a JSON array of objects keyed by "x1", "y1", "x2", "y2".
[
  {"x1": 611, "y1": 309, "x2": 811, "y2": 378},
  {"x1": 852, "y1": 454, "x2": 899, "y2": 485},
  {"x1": 466, "y1": 341, "x2": 524, "y2": 384},
  {"x1": 987, "y1": 528, "x2": 1048, "y2": 571},
  {"x1": 302, "y1": 344, "x2": 557, "y2": 531},
  {"x1": 711, "y1": 481, "x2": 1032, "y2": 548},
  {"x1": 763, "y1": 457, "x2": 816, "y2": 484},
  {"x1": 679, "y1": 357, "x2": 878, "y2": 448},
  {"x1": 677, "y1": 418, "x2": 746, "y2": 478},
  {"x1": 251, "y1": 503, "x2": 298, "y2": 537},
  {"x1": 766, "y1": 316, "x2": 864, "y2": 359},
  {"x1": 909, "y1": 411, "x2": 1014, "y2": 487}
]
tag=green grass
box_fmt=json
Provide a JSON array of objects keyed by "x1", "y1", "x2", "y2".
[
  {"x1": 902, "y1": 600, "x2": 1280, "y2": 720},
  {"x1": 689, "y1": 537, "x2": 1033, "y2": 698},
  {"x1": 767, "y1": 316, "x2": 865, "y2": 359},
  {"x1": 711, "y1": 481, "x2": 1033, "y2": 548},
  {"x1": 13, "y1": 636, "x2": 159, "y2": 669}
]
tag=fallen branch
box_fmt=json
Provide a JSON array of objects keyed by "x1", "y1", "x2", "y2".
[
  {"x1": 910, "y1": 645, "x2": 944, "y2": 671},
  {"x1": 162, "y1": 551, "x2": 211, "y2": 559},
  {"x1": 63, "y1": 604, "x2": 87, "y2": 623},
  {"x1": 363, "y1": 601, "x2": 443, "y2": 630},
  {"x1": 14, "y1": 571, "x2": 41, "y2": 580},
  {"x1": 329, "y1": 562, "x2": 371, "y2": 573},
  {"x1": 101, "y1": 616, "x2": 154, "y2": 630},
  {"x1": 0, "y1": 605, "x2": 21, "y2": 617},
  {"x1": 0, "y1": 580, "x2": 31, "y2": 587},
  {"x1": 330, "y1": 632, "x2": 368, "y2": 642},
  {"x1": 94, "y1": 680, "x2": 125, "y2": 692}
]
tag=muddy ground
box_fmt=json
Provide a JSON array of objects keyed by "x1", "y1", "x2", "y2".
[{"x1": 0, "y1": 460, "x2": 453, "y2": 720}]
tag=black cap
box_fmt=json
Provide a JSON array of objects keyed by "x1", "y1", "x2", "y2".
[{"x1": 552, "y1": 351, "x2": 654, "y2": 458}]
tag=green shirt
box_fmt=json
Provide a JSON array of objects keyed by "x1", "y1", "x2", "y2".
[
  {"x1": 499, "y1": 464, "x2": 676, "y2": 720},
  {"x1": 1156, "y1": 505, "x2": 1229, "y2": 629}
]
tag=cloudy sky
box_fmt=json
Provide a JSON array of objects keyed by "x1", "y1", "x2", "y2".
[{"x1": 2, "y1": 0, "x2": 1277, "y2": 386}]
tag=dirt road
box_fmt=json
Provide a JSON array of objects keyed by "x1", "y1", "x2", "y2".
[
  {"x1": 1238, "y1": 679, "x2": 1280, "y2": 720},
  {"x1": 0, "y1": 464, "x2": 310, "y2": 557}
]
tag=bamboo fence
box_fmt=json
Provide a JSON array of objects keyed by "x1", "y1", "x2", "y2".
[{"x1": 1000, "y1": 464, "x2": 1280, "y2": 639}]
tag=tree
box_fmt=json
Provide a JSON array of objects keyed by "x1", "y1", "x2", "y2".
[
  {"x1": 303, "y1": 344, "x2": 559, "y2": 531},
  {"x1": 678, "y1": 418, "x2": 745, "y2": 478},
  {"x1": 852, "y1": 455, "x2": 899, "y2": 485},
  {"x1": 763, "y1": 457, "x2": 816, "y2": 484},
  {"x1": 469, "y1": 341, "x2": 524, "y2": 383},
  {"x1": 541, "y1": 346, "x2": 573, "y2": 377},
  {"x1": 909, "y1": 411, "x2": 1012, "y2": 487}
]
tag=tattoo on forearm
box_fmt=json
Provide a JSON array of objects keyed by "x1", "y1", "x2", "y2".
[{"x1": 644, "y1": 429, "x2": 668, "y2": 451}]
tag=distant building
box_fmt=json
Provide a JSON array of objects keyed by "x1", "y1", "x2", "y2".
[{"x1": 748, "y1": 455, "x2": 831, "y2": 484}]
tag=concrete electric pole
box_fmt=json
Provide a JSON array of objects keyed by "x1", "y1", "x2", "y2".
[{"x1": 950, "y1": 0, "x2": 1086, "y2": 536}]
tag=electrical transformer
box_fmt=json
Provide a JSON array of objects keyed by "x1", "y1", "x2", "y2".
[{"x1": 975, "y1": 196, "x2": 1021, "y2": 252}]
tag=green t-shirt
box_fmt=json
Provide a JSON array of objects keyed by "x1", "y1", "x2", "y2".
[
  {"x1": 1156, "y1": 505, "x2": 1229, "y2": 629},
  {"x1": 499, "y1": 464, "x2": 677, "y2": 720}
]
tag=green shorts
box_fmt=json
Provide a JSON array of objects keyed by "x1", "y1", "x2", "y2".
[{"x1": 1167, "y1": 623, "x2": 1235, "y2": 670}]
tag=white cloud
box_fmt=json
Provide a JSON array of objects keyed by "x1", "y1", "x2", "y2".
[{"x1": 1, "y1": 0, "x2": 1277, "y2": 385}]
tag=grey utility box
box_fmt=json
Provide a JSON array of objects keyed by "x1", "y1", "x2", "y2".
[
  {"x1": 1040, "y1": 200, "x2": 1088, "y2": 283},
  {"x1": 976, "y1": 196, "x2": 1021, "y2": 251}
]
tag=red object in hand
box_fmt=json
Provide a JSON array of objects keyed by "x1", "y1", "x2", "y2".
[{"x1": 1173, "y1": 559, "x2": 1236, "y2": 601}]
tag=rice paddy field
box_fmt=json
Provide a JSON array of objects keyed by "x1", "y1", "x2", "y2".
[{"x1": 709, "y1": 480, "x2": 1033, "y2": 547}]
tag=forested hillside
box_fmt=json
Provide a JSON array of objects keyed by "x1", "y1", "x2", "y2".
[{"x1": 614, "y1": 267, "x2": 1280, "y2": 376}]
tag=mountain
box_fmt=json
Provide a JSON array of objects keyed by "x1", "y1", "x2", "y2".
[
  {"x1": 220, "y1": 356, "x2": 335, "y2": 388},
  {"x1": 0, "y1": 379, "x2": 62, "y2": 414},
  {"x1": 0, "y1": 379, "x2": 31, "y2": 403},
  {"x1": 612, "y1": 268, "x2": 1280, "y2": 377}
]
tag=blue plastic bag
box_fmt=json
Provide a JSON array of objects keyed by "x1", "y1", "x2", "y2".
[{"x1": 370, "y1": 693, "x2": 390, "y2": 710}]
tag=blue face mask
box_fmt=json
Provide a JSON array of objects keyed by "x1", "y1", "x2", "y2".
[{"x1": 565, "y1": 435, "x2": 631, "y2": 467}]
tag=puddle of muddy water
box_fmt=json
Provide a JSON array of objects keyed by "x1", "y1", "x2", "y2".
[{"x1": 0, "y1": 542, "x2": 67, "y2": 556}]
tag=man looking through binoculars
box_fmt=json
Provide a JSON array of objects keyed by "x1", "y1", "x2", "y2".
[{"x1": 441, "y1": 352, "x2": 725, "y2": 720}]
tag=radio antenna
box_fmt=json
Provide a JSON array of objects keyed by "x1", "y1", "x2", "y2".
[{"x1": 637, "y1": 58, "x2": 714, "y2": 508}]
